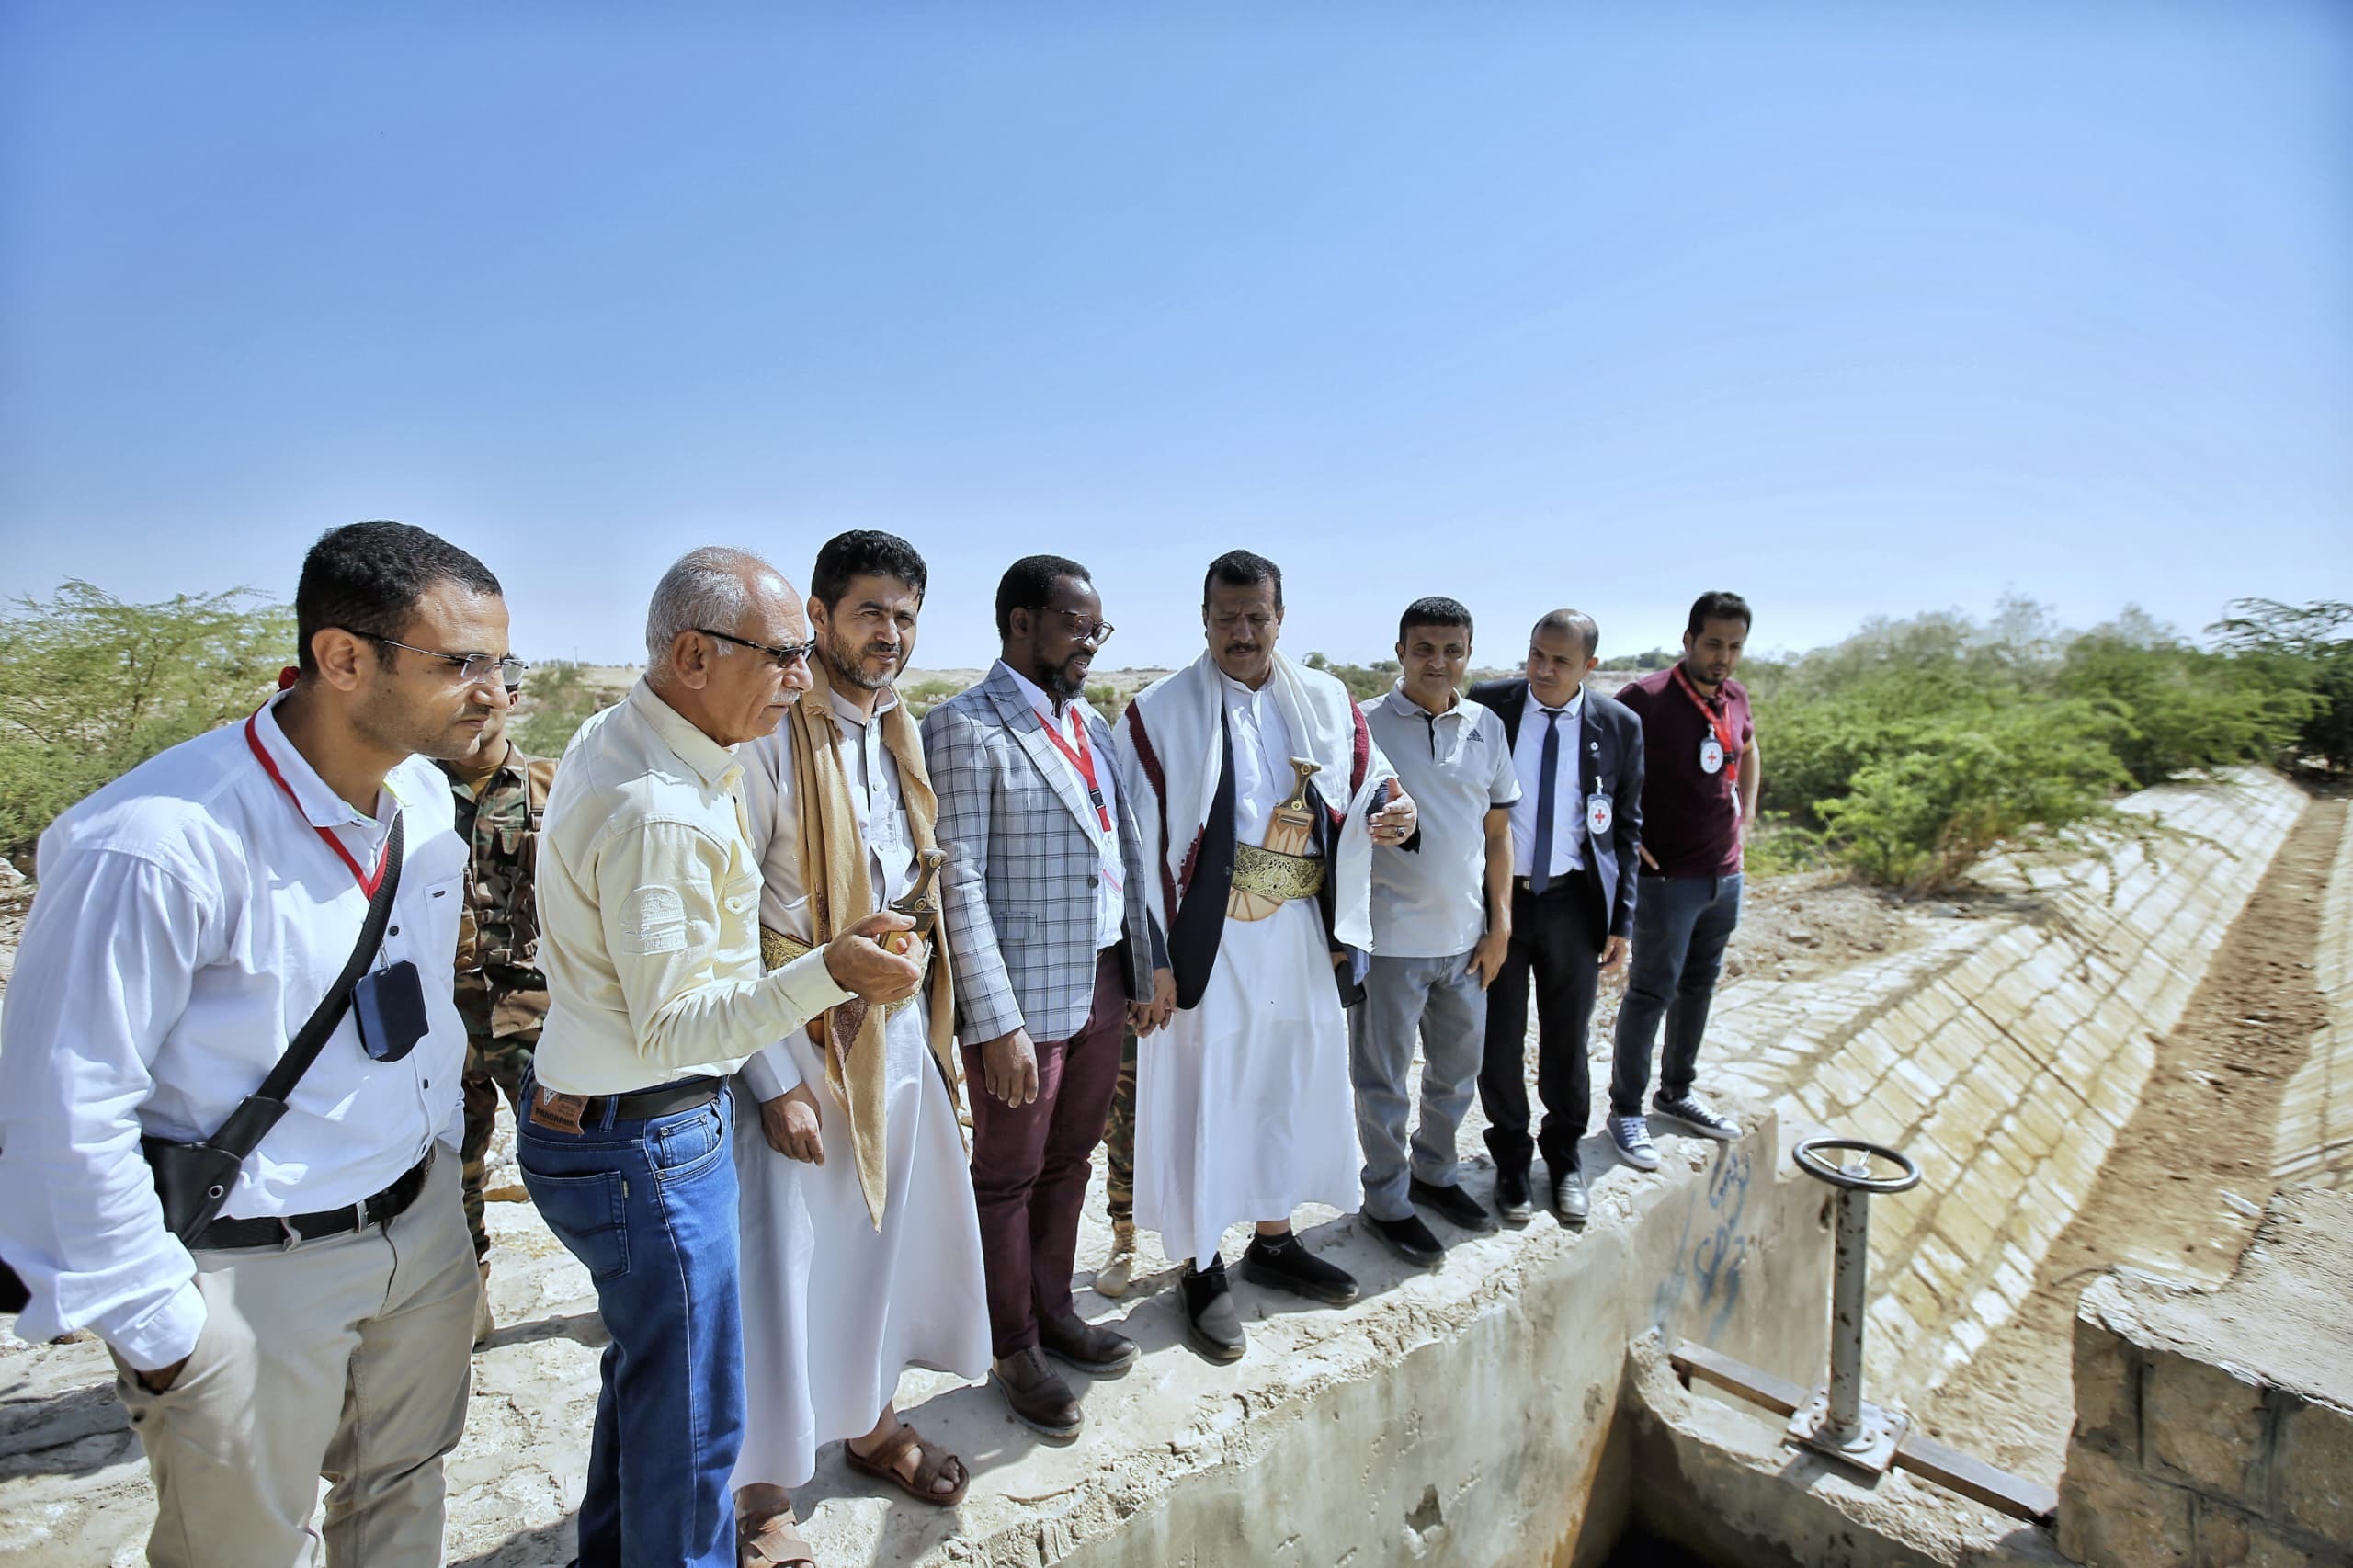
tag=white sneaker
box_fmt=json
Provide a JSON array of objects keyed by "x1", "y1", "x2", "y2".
[{"x1": 1608, "y1": 1115, "x2": 1661, "y2": 1172}]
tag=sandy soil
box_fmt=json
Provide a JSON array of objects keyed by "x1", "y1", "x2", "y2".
[{"x1": 1915, "y1": 790, "x2": 2343, "y2": 1484}]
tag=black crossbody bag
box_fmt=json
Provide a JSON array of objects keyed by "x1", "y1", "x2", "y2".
[
  {"x1": 141, "y1": 813, "x2": 405, "y2": 1241},
  {"x1": 0, "y1": 819, "x2": 404, "y2": 1313}
]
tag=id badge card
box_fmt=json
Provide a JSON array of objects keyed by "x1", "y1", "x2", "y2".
[
  {"x1": 1586, "y1": 795, "x2": 1614, "y2": 836},
  {"x1": 1699, "y1": 737, "x2": 1725, "y2": 775},
  {"x1": 353, "y1": 960, "x2": 430, "y2": 1063}
]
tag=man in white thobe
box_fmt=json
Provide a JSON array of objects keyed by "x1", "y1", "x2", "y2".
[
  {"x1": 729, "y1": 530, "x2": 988, "y2": 1558},
  {"x1": 1112, "y1": 550, "x2": 1418, "y2": 1360}
]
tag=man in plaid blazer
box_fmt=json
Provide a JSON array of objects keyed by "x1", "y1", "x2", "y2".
[{"x1": 921, "y1": 556, "x2": 1176, "y2": 1438}]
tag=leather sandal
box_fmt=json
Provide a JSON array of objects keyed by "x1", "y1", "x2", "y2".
[
  {"x1": 844, "y1": 1422, "x2": 970, "y2": 1506},
  {"x1": 734, "y1": 1484, "x2": 815, "y2": 1568}
]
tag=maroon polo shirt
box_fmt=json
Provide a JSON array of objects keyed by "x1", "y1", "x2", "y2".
[{"x1": 1618, "y1": 665, "x2": 1754, "y2": 878}]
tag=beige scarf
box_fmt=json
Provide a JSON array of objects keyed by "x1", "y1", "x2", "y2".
[{"x1": 784, "y1": 658, "x2": 961, "y2": 1230}]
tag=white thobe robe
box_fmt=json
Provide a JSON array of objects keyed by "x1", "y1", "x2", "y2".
[
  {"x1": 730, "y1": 687, "x2": 990, "y2": 1492},
  {"x1": 1133, "y1": 673, "x2": 1363, "y2": 1269}
]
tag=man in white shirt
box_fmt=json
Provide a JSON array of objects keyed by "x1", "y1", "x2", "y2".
[
  {"x1": 525, "y1": 547, "x2": 918, "y2": 1568},
  {"x1": 0, "y1": 520, "x2": 511, "y2": 1567},
  {"x1": 922, "y1": 555, "x2": 1176, "y2": 1438},
  {"x1": 729, "y1": 532, "x2": 990, "y2": 1558},
  {"x1": 1112, "y1": 551, "x2": 1418, "y2": 1362},
  {"x1": 1469, "y1": 611, "x2": 1646, "y2": 1228}
]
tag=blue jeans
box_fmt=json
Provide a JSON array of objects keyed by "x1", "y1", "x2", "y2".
[
  {"x1": 517, "y1": 1074, "x2": 743, "y2": 1568},
  {"x1": 1608, "y1": 873, "x2": 1743, "y2": 1117},
  {"x1": 1348, "y1": 950, "x2": 1487, "y2": 1221}
]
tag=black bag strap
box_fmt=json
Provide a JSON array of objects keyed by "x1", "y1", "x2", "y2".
[{"x1": 243, "y1": 812, "x2": 405, "y2": 1125}]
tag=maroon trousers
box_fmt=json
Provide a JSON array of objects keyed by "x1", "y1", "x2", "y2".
[{"x1": 963, "y1": 949, "x2": 1128, "y2": 1358}]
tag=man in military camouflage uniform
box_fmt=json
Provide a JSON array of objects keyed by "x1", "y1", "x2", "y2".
[
  {"x1": 1096, "y1": 1030, "x2": 1140, "y2": 1296},
  {"x1": 436, "y1": 702, "x2": 557, "y2": 1346}
]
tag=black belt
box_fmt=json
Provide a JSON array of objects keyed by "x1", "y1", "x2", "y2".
[
  {"x1": 191, "y1": 1147, "x2": 437, "y2": 1252},
  {"x1": 1513, "y1": 869, "x2": 1590, "y2": 892},
  {"x1": 582, "y1": 1075, "x2": 723, "y2": 1125}
]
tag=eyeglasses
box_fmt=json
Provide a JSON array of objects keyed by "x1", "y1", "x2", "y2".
[
  {"x1": 1049, "y1": 609, "x2": 1116, "y2": 648},
  {"x1": 371, "y1": 637, "x2": 529, "y2": 689},
  {"x1": 699, "y1": 628, "x2": 815, "y2": 669}
]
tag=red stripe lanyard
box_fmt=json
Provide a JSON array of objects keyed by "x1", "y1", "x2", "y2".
[
  {"x1": 244, "y1": 710, "x2": 394, "y2": 895},
  {"x1": 1670, "y1": 665, "x2": 1741, "y2": 789},
  {"x1": 1037, "y1": 706, "x2": 1114, "y2": 833}
]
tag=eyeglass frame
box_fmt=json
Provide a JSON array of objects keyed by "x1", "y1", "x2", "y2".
[
  {"x1": 1041, "y1": 608, "x2": 1115, "y2": 648},
  {"x1": 365, "y1": 635, "x2": 529, "y2": 689},
  {"x1": 697, "y1": 627, "x2": 816, "y2": 669}
]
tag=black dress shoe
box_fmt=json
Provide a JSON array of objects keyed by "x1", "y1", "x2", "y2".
[
  {"x1": 991, "y1": 1346, "x2": 1084, "y2": 1438},
  {"x1": 1241, "y1": 1232, "x2": 1360, "y2": 1304},
  {"x1": 1180, "y1": 1257, "x2": 1246, "y2": 1362},
  {"x1": 1552, "y1": 1168, "x2": 1589, "y2": 1227},
  {"x1": 1365, "y1": 1211, "x2": 1444, "y2": 1268},
  {"x1": 1038, "y1": 1311, "x2": 1137, "y2": 1375},
  {"x1": 1494, "y1": 1169, "x2": 1535, "y2": 1227},
  {"x1": 1410, "y1": 1177, "x2": 1500, "y2": 1233}
]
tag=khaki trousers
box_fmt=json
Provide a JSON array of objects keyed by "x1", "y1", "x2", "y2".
[{"x1": 111, "y1": 1148, "x2": 477, "y2": 1568}]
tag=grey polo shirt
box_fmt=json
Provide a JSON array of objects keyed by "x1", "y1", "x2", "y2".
[{"x1": 1366, "y1": 683, "x2": 1522, "y2": 959}]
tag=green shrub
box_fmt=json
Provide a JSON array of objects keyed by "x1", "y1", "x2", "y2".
[
  {"x1": 511, "y1": 661, "x2": 625, "y2": 757},
  {"x1": 2057, "y1": 612, "x2": 2314, "y2": 786},
  {"x1": 2209, "y1": 599, "x2": 2353, "y2": 773},
  {"x1": 1813, "y1": 702, "x2": 2130, "y2": 890},
  {"x1": 0, "y1": 582, "x2": 294, "y2": 861},
  {"x1": 1302, "y1": 652, "x2": 1400, "y2": 702}
]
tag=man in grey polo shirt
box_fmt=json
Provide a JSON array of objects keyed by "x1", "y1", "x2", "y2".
[{"x1": 1351, "y1": 597, "x2": 1521, "y2": 1266}]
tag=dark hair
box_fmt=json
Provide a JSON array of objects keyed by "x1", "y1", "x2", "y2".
[
  {"x1": 1686, "y1": 591, "x2": 1753, "y2": 639},
  {"x1": 995, "y1": 554, "x2": 1092, "y2": 641},
  {"x1": 811, "y1": 529, "x2": 928, "y2": 610},
  {"x1": 295, "y1": 520, "x2": 502, "y2": 675},
  {"x1": 1202, "y1": 549, "x2": 1282, "y2": 612},
  {"x1": 1398, "y1": 596, "x2": 1472, "y2": 646}
]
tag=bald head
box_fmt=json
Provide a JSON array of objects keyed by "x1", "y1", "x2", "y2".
[
  {"x1": 1527, "y1": 608, "x2": 1599, "y2": 709},
  {"x1": 644, "y1": 546, "x2": 813, "y2": 745},
  {"x1": 1532, "y1": 608, "x2": 1598, "y2": 661}
]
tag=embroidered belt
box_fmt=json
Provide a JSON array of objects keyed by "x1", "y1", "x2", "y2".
[
  {"x1": 1230, "y1": 844, "x2": 1325, "y2": 908},
  {"x1": 762, "y1": 924, "x2": 916, "y2": 1013}
]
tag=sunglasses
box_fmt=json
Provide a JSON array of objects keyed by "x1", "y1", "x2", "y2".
[{"x1": 699, "y1": 628, "x2": 816, "y2": 669}]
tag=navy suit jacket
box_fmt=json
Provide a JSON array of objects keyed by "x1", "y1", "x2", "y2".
[{"x1": 1468, "y1": 677, "x2": 1645, "y2": 945}]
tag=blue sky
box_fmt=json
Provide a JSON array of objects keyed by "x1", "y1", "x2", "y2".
[{"x1": 3, "y1": 3, "x2": 2347, "y2": 670}]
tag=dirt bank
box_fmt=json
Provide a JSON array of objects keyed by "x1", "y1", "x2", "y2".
[{"x1": 1915, "y1": 790, "x2": 2344, "y2": 1484}]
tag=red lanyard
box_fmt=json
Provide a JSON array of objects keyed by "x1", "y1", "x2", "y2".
[
  {"x1": 1670, "y1": 665, "x2": 1741, "y2": 789},
  {"x1": 1037, "y1": 706, "x2": 1113, "y2": 833},
  {"x1": 244, "y1": 710, "x2": 395, "y2": 896}
]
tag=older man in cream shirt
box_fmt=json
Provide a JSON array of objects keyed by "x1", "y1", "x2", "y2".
[{"x1": 525, "y1": 547, "x2": 919, "y2": 1568}]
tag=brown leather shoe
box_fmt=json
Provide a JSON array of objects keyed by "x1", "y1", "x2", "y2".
[
  {"x1": 1038, "y1": 1311, "x2": 1139, "y2": 1375},
  {"x1": 992, "y1": 1346, "x2": 1084, "y2": 1439}
]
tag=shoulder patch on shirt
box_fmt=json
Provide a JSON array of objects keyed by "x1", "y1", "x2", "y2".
[{"x1": 620, "y1": 885, "x2": 688, "y2": 955}]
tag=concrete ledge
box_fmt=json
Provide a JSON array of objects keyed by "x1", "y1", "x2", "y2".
[
  {"x1": 1618, "y1": 1335, "x2": 2067, "y2": 1568},
  {"x1": 2058, "y1": 1187, "x2": 2353, "y2": 1568},
  {"x1": 774, "y1": 1110, "x2": 1834, "y2": 1567}
]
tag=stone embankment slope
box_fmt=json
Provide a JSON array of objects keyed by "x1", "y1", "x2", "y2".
[{"x1": 1698, "y1": 768, "x2": 2308, "y2": 1402}]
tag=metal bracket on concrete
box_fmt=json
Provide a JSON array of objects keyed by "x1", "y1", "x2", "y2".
[
  {"x1": 1667, "y1": 1341, "x2": 2057, "y2": 1523},
  {"x1": 1784, "y1": 1388, "x2": 1908, "y2": 1473},
  {"x1": 1666, "y1": 1129, "x2": 2061, "y2": 1526}
]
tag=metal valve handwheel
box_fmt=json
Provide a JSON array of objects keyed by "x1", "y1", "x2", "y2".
[{"x1": 1792, "y1": 1135, "x2": 1921, "y2": 1195}]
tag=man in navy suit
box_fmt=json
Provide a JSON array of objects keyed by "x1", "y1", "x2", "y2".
[{"x1": 1468, "y1": 609, "x2": 1645, "y2": 1226}]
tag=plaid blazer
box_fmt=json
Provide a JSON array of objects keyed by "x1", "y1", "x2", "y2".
[{"x1": 921, "y1": 664, "x2": 1156, "y2": 1044}]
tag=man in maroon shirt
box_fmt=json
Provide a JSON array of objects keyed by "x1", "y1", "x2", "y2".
[{"x1": 1606, "y1": 592, "x2": 1759, "y2": 1170}]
